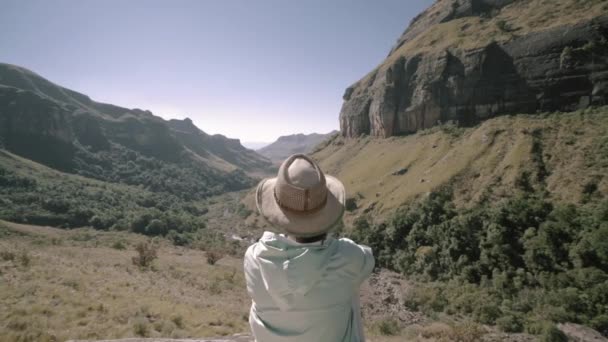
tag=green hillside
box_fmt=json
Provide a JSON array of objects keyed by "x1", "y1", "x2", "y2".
[
  {"x1": 315, "y1": 107, "x2": 608, "y2": 215},
  {"x1": 0, "y1": 148, "x2": 254, "y2": 254},
  {"x1": 313, "y1": 107, "x2": 608, "y2": 336},
  {"x1": 0, "y1": 221, "x2": 251, "y2": 341},
  {"x1": 0, "y1": 63, "x2": 273, "y2": 202}
]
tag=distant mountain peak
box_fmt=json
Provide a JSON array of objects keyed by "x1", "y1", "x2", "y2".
[
  {"x1": 167, "y1": 117, "x2": 202, "y2": 134},
  {"x1": 258, "y1": 131, "x2": 338, "y2": 162}
]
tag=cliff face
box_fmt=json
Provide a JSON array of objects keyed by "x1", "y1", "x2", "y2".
[{"x1": 340, "y1": 0, "x2": 608, "y2": 138}]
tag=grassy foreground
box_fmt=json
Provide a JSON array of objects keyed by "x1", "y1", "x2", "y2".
[
  {"x1": 1, "y1": 220, "x2": 538, "y2": 342},
  {"x1": 0, "y1": 220, "x2": 250, "y2": 342}
]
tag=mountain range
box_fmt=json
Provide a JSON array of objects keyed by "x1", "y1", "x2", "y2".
[
  {"x1": 0, "y1": 63, "x2": 273, "y2": 199},
  {"x1": 256, "y1": 131, "x2": 337, "y2": 163}
]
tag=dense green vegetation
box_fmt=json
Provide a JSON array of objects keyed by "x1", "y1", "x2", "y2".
[
  {"x1": 350, "y1": 187, "x2": 608, "y2": 336},
  {"x1": 73, "y1": 141, "x2": 254, "y2": 200},
  {"x1": 0, "y1": 153, "x2": 242, "y2": 254},
  {"x1": 0, "y1": 162, "x2": 203, "y2": 232}
]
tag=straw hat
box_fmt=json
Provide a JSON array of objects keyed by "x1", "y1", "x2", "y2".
[{"x1": 255, "y1": 154, "x2": 345, "y2": 237}]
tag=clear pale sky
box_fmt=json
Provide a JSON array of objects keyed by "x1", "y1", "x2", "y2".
[{"x1": 0, "y1": 0, "x2": 433, "y2": 143}]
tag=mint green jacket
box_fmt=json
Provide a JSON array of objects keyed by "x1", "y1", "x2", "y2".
[{"x1": 244, "y1": 231, "x2": 375, "y2": 342}]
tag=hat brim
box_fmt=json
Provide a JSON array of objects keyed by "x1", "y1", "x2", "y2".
[{"x1": 255, "y1": 175, "x2": 345, "y2": 237}]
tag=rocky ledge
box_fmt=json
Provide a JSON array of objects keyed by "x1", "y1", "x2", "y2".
[{"x1": 340, "y1": 0, "x2": 608, "y2": 138}]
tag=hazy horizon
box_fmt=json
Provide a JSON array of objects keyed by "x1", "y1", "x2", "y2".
[{"x1": 0, "y1": 0, "x2": 433, "y2": 142}]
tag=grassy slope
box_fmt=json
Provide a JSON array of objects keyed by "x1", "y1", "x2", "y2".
[
  {"x1": 0, "y1": 148, "x2": 151, "y2": 198},
  {"x1": 1, "y1": 221, "x2": 539, "y2": 342},
  {"x1": 0, "y1": 148, "x2": 206, "y2": 227},
  {"x1": 314, "y1": 107, "x2": 608, "y2": 217},
  {"x1": 0, "y1": 221, "x2": 250, "y2": 342},
  {"x1": 396, "y1": 0, "x2": 607, "y2": 56},
  {"x1": 0, "y1": 147, "x2": 270, "y2": 250}
]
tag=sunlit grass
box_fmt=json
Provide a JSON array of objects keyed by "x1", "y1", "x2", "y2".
[
  {"x1": 0, "y1": 221, "x2": 250, "y2": 342},
  {"x1": 314, "y1": 107, "x2": 608, "y2": 218}
]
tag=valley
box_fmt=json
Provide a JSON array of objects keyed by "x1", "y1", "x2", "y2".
[
  {"x1": 2, "y1": 0, "x2": 608, "y2": 341},
  {"x1": 3, "y1": 107, "x2": 607, "y2": 341}
]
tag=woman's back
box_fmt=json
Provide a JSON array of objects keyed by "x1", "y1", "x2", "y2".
[{"x1": 244, "y1": 232, "x2": 374, "y2": 342}]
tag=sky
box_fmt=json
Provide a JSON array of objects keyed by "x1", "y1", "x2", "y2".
[{"x1": 0, "y1": 0, "x2": 433, "y2": 143}]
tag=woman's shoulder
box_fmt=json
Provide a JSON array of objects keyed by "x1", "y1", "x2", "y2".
[
  {"x1": 328, "y1": 238, "x2": 375, "y2": 282},
  {"x1": 334, "y1": 237, "x2": 372, "y2": 254},
  {"x1": 333, "y1": 238, "x2": 374, "y2": 265}
]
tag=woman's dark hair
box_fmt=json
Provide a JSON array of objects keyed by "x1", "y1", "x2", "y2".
[{"x1": 295, "y1": 233, "x2": 327, "y2": 244}]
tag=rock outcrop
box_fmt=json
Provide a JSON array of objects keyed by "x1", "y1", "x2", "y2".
[
  {"x1": 557, "y1": 323, "x2": 608, "y2": 342},
  {"x1": 340, "y1": 0, "x2": 608, "y2": 137}
]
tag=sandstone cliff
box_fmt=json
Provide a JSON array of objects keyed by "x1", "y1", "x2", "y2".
[{"x1": 340, "y1": 0, "x2": 608, "y2": 138}]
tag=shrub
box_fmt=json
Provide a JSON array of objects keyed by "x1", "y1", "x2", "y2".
[
  {"x1": 171, "y1": 314, "x2": 184, "y2": 329},
  {"x1": 496, "y1": 314, "x2": 524, "y2": 333},
  {"x1": 145, "y1": 219, "x2": 167, "y2": 235},
  {"x1": 132, "y1": 242, "x2": 158, "y2": 268},
  {"x1": 167, "y1": 230, "x2": 193, "y2": 246},
  {"x1": 515, "y1": 171, "x2": 534, "y2": 192},
  {"x1": 222, "y1": 268, "x2": 238, "y2": 285},
  {"x1": 236, "y1": 203, "x2": 253, "y2": 219},
  {"x1": 90, "y1": 214, "x2": 111, "y2": 230},
  {"x1": 112, "y1": 240, "x2": 127, "y2": 250},
  {"x1": 18, "y1": 251, "x2": 31, "y2": 267},
  {"x1": 496, "y1": 20, "x2": 511, "y2": 32},
  {"x1": 540, "y1": 324, "x2": 567, "y2": 342},
  {"x1": 345, "y1": 197, "x2": 358, "y2": 212},
  {"x1": 132, "y1": 317, "x2": 150, "y2": 337},
  {"x1": 206, "y1": 250, "x2": 223, "y2": 265},
  {"x1": 560, "y1": 46, "x2": 573, "y2": 69},
  {"x1": 404, "y1": 284, "x2": 448, "y2": 314},
  {"x1": 372, "y1": 318, "x2": 401, "y2": 336},
  {"x1": 449, "y1": 321, "x2": 486, "y2": 341},
  {"x1": 0, "y1": 249, "x2": 16, "y2": 261},
  {"x1": 208, "y1": 277, "x2": 223, "y2": 295},
  {"x1": 582, "y1": 181, "x2": 598, "y2": 195},
  {"x1": 473, "y1": 302, "x2": 501, "y2": 325},
  {"x1": 590, "y1": 314, "x2": 608, "y2": 337}
]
